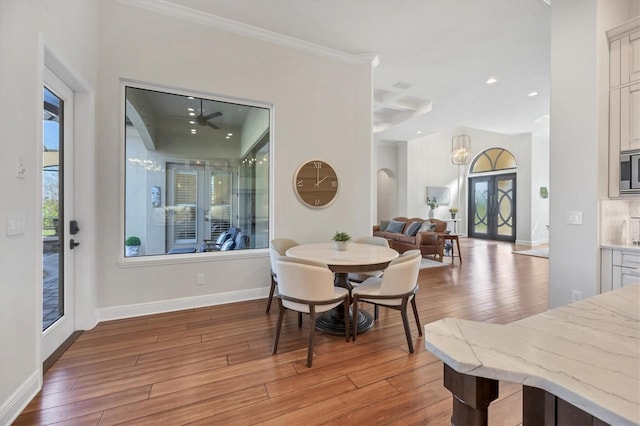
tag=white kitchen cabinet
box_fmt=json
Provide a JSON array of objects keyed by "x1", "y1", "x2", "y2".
[
  {"x1": 611, "y1": 82, "x2": 640, "y2": 152},
  {"x1": 601, "y1": 247, "x2": 640, "y2": 293},
  {"x1": 607, "y1": 17, "x2": 640, "y2": 197},
  {"x1": 609, "y1": 19, "x2": 640, "y2": 87}
]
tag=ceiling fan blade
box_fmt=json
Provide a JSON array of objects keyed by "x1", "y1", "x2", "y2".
[
  {"x1": 207, "y1": 122, "x2": 220, "y2": 130},
  {"x1": 202, "y1": 111, "x2": 222, "y2": 121}
]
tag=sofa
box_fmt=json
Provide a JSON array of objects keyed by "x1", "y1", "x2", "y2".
[{"x1": 373, "y1": 217, "x2": 447, "y2": 259}]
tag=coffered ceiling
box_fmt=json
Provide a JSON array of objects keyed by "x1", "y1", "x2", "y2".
[{"x1": 163, "y1": 0, "x2": 551, "y2": 142}]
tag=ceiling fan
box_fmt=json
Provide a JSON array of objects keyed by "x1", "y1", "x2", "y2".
[{"x1": 195, "y1": 99, "x2": 222, "y2": 129}]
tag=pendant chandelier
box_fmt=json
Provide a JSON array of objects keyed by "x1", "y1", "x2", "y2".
[{"x1": 451, "y1": 134, "x2": 471, "y2": 165}]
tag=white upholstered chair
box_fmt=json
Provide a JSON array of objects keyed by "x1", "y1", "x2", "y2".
[
  {"x1": 348, "y1": 236, "x2": 391, "y2": 284},
  {"x1": 272, "y1": 256, "x2": 350, "y2": 367},
  {"x1": 266, "y1": 238, "x2": 299, "y2": 313},
  {"x1": 351, "y1": 250, "x2": 422, "y2": 353}
]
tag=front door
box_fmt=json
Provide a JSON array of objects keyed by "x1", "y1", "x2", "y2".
[
  {"x1": 468, "y1": 173, "x2": 516, "y2": 241},
  {"x1": 42, "y1": 68, "x2": 76, "y2": 361}
]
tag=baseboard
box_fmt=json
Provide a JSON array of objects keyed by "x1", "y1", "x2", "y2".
[
  {"x1": 0, "y1": 370, "x2": 41, "y2": 426},
  {"x1": 96, "y1": 287, "x2": 269, "y2": 322},
  {"x1": 516, "y1": 238, "x2": 549, "y2": 246}
]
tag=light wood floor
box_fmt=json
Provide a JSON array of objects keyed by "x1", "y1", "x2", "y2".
[{"x1": 16, "y1": 238, "x2": 549, "y2": 425}]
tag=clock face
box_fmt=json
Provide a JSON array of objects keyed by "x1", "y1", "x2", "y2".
[{"x1": 294, "y1": 160, "x2": 339, "y2": 208}]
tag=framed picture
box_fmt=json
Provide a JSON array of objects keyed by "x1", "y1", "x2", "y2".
[{"x1": 426, "y1": 186, "x2": 450, "y2": 205}]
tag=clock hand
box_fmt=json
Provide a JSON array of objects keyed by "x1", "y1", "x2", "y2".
[{"x1": 315, "y1": 176, "x2": 328, "y2": 187}]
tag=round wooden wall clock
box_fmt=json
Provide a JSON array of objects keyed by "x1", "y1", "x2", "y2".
[{"x1": 294, "y1": 160, "x2": 339, "y2": 208}]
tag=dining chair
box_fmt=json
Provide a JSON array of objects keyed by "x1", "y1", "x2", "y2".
[
  {"x1": 348, "y1": 236, "x2": 391, "y2": 284},
  {"x1": 351, "y1": 250, "x2": 422, "y2": 353},
  {"x1": 266, "y1": 238, "x2": 299, "y2": 313},
  {"x1": 272, "y1": 256, "x2": 350, "y2": 367}
]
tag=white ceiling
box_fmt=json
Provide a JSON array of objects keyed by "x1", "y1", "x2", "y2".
[{"x1": 165, "y1": 0, "x2": 551, "y2": 142}]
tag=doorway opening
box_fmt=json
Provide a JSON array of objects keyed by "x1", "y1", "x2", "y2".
[{"x1": 468, "y1": 148, "x2": 517, "y2": 242}]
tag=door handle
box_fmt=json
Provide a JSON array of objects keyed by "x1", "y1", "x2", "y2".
[{"x1": 70, "y1": 239, "x2": 80, "y2": 250}]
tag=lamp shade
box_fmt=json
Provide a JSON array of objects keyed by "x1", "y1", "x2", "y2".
[{"x1": 451, "y1": 134, "x2": 471, "y2": 165}]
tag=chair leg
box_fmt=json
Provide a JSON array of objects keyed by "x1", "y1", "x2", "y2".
[
  {"x1": 272, "y1": 299, "x2": 285, "y2": 355},
  {"x1": 374, "y1": 305, "x2": 379, "y2": 320},
  {"x1": 411, "y1": 297, "x2": 423, "y2": 336},
  {"x1": 298, "y1": 312, "x2": 302, "y2": 328},
  {"x1": 352, "y1": 297, "x2": 359, "y2": 342},
  {"x1": 307, "y1": 308, "x2": 316, "y2": 367},
  {"x1": 400, "y1": 299, "x2": 414, "y2": 353},
  {"x1": 266, "y1": 274, "x2": 277, "y2": 313}
]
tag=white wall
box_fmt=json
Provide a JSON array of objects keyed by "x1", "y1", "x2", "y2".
[
  {"x1": 531, "y1": 134, "x2": 550, "y2": 245},
  {"x1": 95, "y1": 2, "x2": 374, "y2": 311},
  {"x1": 0, "y1": 1, "x2": 98, "y2": 423},
  {"x1": 549, "y1": 0, "x2": 638, "y2": 308}
]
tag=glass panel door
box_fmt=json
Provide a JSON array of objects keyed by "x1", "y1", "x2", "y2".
[
  {"x1": 42, "y1": 68, "x2": 75, "y2": 361},
  {"x1": 43, "y1": 87, "x2": 63, "y2": 330},
  {"x1": 468, "y1": 173, "x2": 516, "y2": 241}
]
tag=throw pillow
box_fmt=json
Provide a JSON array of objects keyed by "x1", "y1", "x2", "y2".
[
  {"x1": 419, "y1": 221, "x2": 437, "y2": 232},
  {"x1": 385, "y1": 219, "x2": 406, "y2": 233},
  {"x1": 404, "y1": 221, "x2": 422, "y2": 236}
]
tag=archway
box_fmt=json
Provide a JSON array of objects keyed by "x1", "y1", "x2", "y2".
[{"x1": 377, "y1": 168, "x2": 397, "y2": 224}]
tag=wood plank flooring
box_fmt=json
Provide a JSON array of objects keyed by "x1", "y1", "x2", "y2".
[{"x1": 16, "y1": 238, "x2": 549, "y2": 425}]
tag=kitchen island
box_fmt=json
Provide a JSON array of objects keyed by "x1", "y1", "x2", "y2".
[{"x1": 424, "y1": 285, "x2": 639, "y2": 425}]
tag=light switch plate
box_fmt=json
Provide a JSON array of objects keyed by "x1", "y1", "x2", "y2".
[
  {"x1": 567, "y1": 211, "x2": 583, "y2": 225},
  {"x1": 6, "y1": 214, "x2": 25, "y2": 236},
  {"x1": 16, "y1": 156, "x2": 26, "y2": 179}
]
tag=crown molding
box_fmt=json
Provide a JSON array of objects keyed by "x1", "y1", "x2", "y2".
[
  {"x1": 117, "y1": 0, "x2": 378, "y2": 66},
  {"x1": 606, "y1": 16, "x2": 640, "y2": 41}
]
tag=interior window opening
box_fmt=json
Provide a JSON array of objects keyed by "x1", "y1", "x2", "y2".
[{"x1": 124, "y1": 86, "x2": 270, "y2": 257}]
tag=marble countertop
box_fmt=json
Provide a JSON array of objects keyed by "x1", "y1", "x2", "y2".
[
  {"x1": 424, "y1": 285, "x2": 640, "y2": 425},
  {"x1": 601, "y1": 242, "x2": 640, "y2": 251}
]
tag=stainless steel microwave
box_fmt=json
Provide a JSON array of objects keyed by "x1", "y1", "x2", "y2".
[{"x1": 621, "y1": 150, "x2": 640, "y2": 194}]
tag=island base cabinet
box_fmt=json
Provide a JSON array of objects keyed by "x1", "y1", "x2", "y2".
[
  {"x1": 523, "y1": 386, "x2": 611, "y2": 426},
  {"x1": 443, "y1": 364, "x2": 498, "y2": 426}
]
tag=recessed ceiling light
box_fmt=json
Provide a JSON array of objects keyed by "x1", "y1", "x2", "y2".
[
  {"x1": 226, "y1": 136, "x2": 231, "y2": 139},
  {"x1": 187, "y1": 96, "x2": 194, "y2": 100},
  {"x1": 416, "y1": 130, "x2": 422, "y2": 134},
  {"x1": 189, "y1": 120, "x2": 195, "y2": 124},
  {"x1": 190, "y1": 129, "x2": 197, "y2": 134},
  {"x1": 189, "y1": 112, "x2": 196, "y2": 116},
  {"x1": 187, "y1": 107, "x2": 194, "y2": 112},
  {"x1": 227, "y1": 133, "x2": 233, "y2": 137},
  {"x1": 486, "y1": 77, "x2": 498, "y2": 85},
  {"x1": 528, "y1": 91, "x2": 539, "y2": 97}
]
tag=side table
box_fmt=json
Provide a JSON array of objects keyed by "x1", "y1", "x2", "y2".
[{"x1": 438, "y1": 234, "x2": 462, "y2": 264}]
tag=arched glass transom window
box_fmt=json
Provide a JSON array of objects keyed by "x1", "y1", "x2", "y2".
[{"x1": 470, "y1": 148, "x2": 517, "y2": 173}]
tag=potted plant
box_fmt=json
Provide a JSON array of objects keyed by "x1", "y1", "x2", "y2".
[
  {"x1": 332, "y1": 231, "x2": 351, "y2": 251},
  {"x1": 427, "y1": 196, "x2": 438, "y2": 218},
  {"x1": 449, "y1": 207, "x2": 459, "y2": 219},
  {"x1": 125, "y1": 236, "x2": 141, "y2": 257}
]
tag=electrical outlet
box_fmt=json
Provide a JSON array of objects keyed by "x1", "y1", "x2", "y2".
[
  {"x1": 571, "y1": 290, "x2": 582, "y2": 303},
  {"x1": 197, "y1": 273, "x2": 205, "y2": 285}
]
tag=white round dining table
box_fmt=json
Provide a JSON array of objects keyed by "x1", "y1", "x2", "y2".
[
  {"x1": 286, "y1": 242, "x2": 398, "y2": 279},
  {"x1": 285, "y1": 242, "x2": 399, "y2": 335}
]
